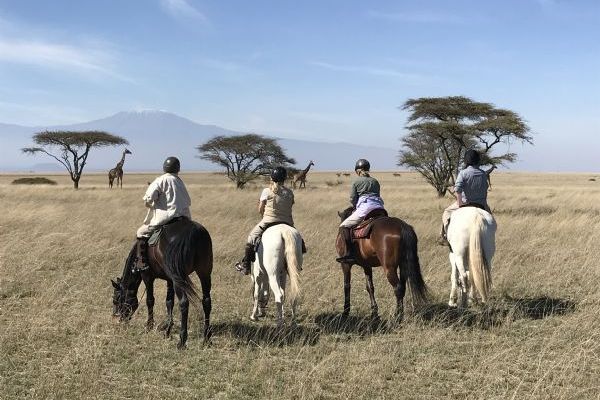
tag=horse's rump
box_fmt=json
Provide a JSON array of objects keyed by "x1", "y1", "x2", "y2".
[{"x1": 161, "y1": 219, "x2": 212, "y2": 302}]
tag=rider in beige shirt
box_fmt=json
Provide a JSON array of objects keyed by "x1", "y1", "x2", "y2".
[{"x1": 235, "y1": 167, "x2": 294, "y2": 275}]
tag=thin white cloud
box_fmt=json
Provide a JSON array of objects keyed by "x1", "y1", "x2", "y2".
[
  {"x1": 160, "y1": 0, "x2": 207, "y2": 22},
  {"x1": 367, "y1": 10, "x2": 464, "y2": 24},
  {"x1": 0, "y1": 38, "x2": 134, "y2": 82},
  {"x1": 309, "y1": 61, "x2": 425, "y2": 82}
]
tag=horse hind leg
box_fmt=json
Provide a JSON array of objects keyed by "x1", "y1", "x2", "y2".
[
  {"x1": 199, "y1": 273, "x2": 212, "y2": 341},
  {"x1": 363, "y1": 267, "x2": 379, "y2": 319},
  {"x1": 453, "y1": 252, "x2": 469, "y2": 308},
  {"x1": 383, "y1": 263, "x2": 405, "y2": 322},
  {"x1": 158, "y1": 280, "x2": 175, "y2": 337},
  {"x1": 268, "y1": 272, "x2": 285, "y2": 327},
  {"x1": 448, "y1": 253, "x2": 459, "y2": 307},
  {"x1": 174, "y1": 286, "x2": 189, "y2": 349}
]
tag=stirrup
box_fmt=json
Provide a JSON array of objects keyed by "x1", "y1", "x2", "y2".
[
  {"x1": 234, "y1": 261, "x2": 250, "y2": 276},
  {"x1": 336, "y1": 254, "x2": 355, "y2": 264},
  {"x1": 133, "y1": 257, "x2": 150, "y2": 272}
]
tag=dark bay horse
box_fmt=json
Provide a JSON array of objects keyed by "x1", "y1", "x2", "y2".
[
  {"x1": 112, "y1": 218, "x2": 213, "y2": 349},
  {"x1": 336, "y1": 207, "x2": 428, "y2": 321}
]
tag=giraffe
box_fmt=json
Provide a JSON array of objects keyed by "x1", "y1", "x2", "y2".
[
  {"x1": 293, "y1": 160, "x2": 314, "y2": 189},
  {"x1": 108, "y1": 149, "x2": 132, "y2": 189}
]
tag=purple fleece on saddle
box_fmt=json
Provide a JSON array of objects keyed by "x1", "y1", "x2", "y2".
[{"x1": 355, "y1": 195, "x2": 385, "y2": 218}]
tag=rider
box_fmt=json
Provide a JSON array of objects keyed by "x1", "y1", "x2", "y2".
[
  {"x1": 336, "y1": 159, "x2": 385, "y2": 263},
  {"x1": 438, "y1": 149, "x2": 490, "y2": 245},
  {"x1": 235, "y1": 166, "x2": 295, "y2": 275},
  {"x1": 134, "y1": 156, "x2": 192, "y2": 271}
]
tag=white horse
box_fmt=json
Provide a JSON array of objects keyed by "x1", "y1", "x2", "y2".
[
  {"x1": 250, "y1": 224, "x2": 302, "y2": 325},
  {"x1": 447, "y1": 207, "x2": 496, "y2": 308}
]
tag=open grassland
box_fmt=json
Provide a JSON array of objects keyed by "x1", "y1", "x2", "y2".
[{"x1": 1, "y1": 171, "x2": 599, "y2": 399}]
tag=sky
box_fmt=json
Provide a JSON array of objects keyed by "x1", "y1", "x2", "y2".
[{"x1": 0, "y1": 0, "x2": 599, "y2": 171}]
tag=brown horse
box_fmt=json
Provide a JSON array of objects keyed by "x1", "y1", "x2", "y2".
[
  {"x1": 336, "y1": 207, "x2": 428, "y2": 321},
  {"x1": 112, "y1": 218, "x2": 213, "y2": 349}
]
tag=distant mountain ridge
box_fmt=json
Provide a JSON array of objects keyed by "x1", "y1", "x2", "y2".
[{"x1": 0, "y1": 110, "x2": 399, "y2": 172}]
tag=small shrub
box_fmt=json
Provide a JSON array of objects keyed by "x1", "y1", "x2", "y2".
[{"x1": 12, "y1": 177, "x2": 57, "y2": 185}]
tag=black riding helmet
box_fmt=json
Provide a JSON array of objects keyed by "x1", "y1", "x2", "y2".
[
  {"x1": 163, "y1": 156, "x2": 181, "y2": 173},
  {"x1": 464, "y1": 150, "x2": 481, "y2": 167},
  {"x1": 355, "y1": 158, "x2": 370, "y2": 171},
  {"x1": 271, "y1": 166, "x2": 287, "y2": 183}
]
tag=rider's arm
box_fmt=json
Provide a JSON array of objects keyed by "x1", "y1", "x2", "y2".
[
  {"x1": 143, "y1": 179, "x2": 161, "y2": 208},
  {"x1": 258, "y1": 188, "x2": 269, "y2": 215},
  {"x1": 349, "y1": 182, "x2": 358, "y2": 207},
  {"x1": 258, "y1": 200, "x2": 266, "y2": 215},
  {"x1": 454, "y1": 170, "x2": 465, "y2": 206}
]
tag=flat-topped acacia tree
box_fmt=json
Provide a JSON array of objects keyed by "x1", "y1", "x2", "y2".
[
  {"x1": 198, "y1": 134, "x2": 296, "y2": 189},
  {"x1": 22, "y1": 131, "x2": 129, "y2": 189},
  {"x1": 398, "y1": 96, "x2": 533, "y2": 197}
]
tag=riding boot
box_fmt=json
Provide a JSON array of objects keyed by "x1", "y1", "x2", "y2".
[
  {"x1": 436, "y1": 223, "x2": 449, "y2": 246},
  {"x1": 134, "y1": 238, "x2": 150, "y2": 272},
  {"x1": 235, "y1": 243, "x2": 255, "y2": 275},
  {"x1": 336, "y1": 227, "x2": 356, "y2": 263}
]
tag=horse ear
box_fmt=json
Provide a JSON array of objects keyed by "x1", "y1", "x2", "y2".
[
  {"x1": 111, "y1": 279, "x2": 119, "y2": 288},
  {"x1": 337, "y1": 211, "x2": 343, "y2": 218}
]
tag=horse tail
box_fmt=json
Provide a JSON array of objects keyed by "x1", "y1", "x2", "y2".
[
  {"x1": 401, "y1": 224, "x2": 428, "y2": 305},
  {"x1": 281, "y1": 226, "x2": 301, "y2": 306},
  {"x1": 164, "y1": 222, "x2": 203, "y2": 303},
  {"x1": 469, "y1": 212, "x2": 492, "y2": 302}
]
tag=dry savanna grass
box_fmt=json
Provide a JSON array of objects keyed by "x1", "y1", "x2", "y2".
[{"x1": 1, "y1": 171, "x2": 599, "y2": 399}]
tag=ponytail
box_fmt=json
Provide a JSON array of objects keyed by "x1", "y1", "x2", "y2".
[
  {"x1": 270, "y1": 181, "x2": 283, "y2": 194},
  {"x1": 357, "y1": 169, "x2": 370, "y2": 177}
]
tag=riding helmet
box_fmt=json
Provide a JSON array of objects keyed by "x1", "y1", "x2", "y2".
[
  {"x1": 163, "y1": 156, "x2": 181, "y2": 173},
  {"x1": 271, "y1": 166, "x2": 287, "y2": 183},
  {"x1": 355, "y1": 158, "x2": 370, "y2": 171},
  {"x1": 464, "y1": 149, "x2": 481, "y2": 167}
]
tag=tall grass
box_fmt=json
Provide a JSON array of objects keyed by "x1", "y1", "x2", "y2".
[{"x1": 0, "y1": 172, "x2": 599, "y2": 399}]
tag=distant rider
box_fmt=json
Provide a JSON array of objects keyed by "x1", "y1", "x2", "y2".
[
  {"x1": 134, "y1": 156, "x2": 191, "y2": 271},
  {"x1": 438, "y1": 149, "x2": 491, "y2": 245},
  {"x1": 336, "y1": 159, "x2": 385, "y2": 263}
]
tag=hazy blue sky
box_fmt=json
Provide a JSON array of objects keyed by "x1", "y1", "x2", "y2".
[{"x1": 0, "y1": 0, "x2": 598, "y2": 170}]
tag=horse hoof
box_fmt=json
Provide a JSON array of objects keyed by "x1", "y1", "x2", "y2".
[
  {"x1": 448, "y1": 301, "x2": 457, "y2": 308},
  {"x1": 177, "y1": 342, "x2": 186, "y2": 350},
  {"x1": 249, "y1": 315, "x2": 259, "y2": 322}
]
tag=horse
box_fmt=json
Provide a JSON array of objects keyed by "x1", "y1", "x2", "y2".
[
  {"x1": 250, "y1": 224, "x2": 302, "y2": 326},
  {"x1": 336, "y1": 207, "x2": 428, "y2": 321},
  {"x1": 111, "y1": 218, "x2": 213, "y2": 349},
  {"x1": 446, "y1": 206, "x2": 496, "y2": 308}
]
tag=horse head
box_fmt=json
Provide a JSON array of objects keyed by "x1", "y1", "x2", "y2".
[
  {"x1": 338, "y1": 206, "x2": 354, "y2": 221},
  {"x1": 111, "y1": 272, "x2": 141, "y2": 321}
]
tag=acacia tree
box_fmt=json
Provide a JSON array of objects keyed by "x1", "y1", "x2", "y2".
[
  {"x1": 197, "y1": 134, "x2": 296, "y2": 189},
  {"x1": 22, "y1": 131, "x2": 129, "y2": 189},
  {"x1": 398, "y1": 96, "x2": 533, "y2": 197}
]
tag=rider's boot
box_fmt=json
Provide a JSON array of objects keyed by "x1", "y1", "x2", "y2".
[
  {"x1": 436, "y1": 223, "x2": 449, "y2": 246},
  {"x1": 335, "y1": 227, "x2": 356, "y2": 264},
  {"x1": 235, "y1": 243, "x2": 255, "y2": 275},
  {"x1": 134, "y1": 238, "x2": 150, "y2": 272}
]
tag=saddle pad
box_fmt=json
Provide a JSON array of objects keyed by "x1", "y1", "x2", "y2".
[
  {"x1": 148, "y1": 227, "x2": 163, "y2": 247},
  {"x1": 351, "y1": 209, "x2": 388, "y2": 239}
]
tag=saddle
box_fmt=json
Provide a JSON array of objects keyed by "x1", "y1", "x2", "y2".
[
  {"x1": 351, "y1": 208, "x2": 388, "y2": 239},
  {"x1": 459, "y1": 202, "x2": 486, "y2": 211},
  {"x1": 148, "y1": 216, "x2": 188, "y2": 247},
  {"x1": 254, "y1": 221, "x2": 307, "y2": 253}
]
